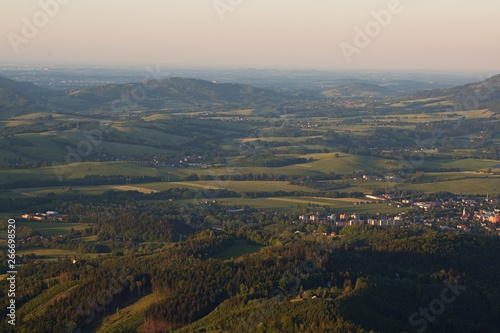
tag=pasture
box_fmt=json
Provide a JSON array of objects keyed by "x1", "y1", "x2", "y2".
[
  {"x1": 17, "y1": 248, "x2": 105, "y2": 262},
  {"x1": 96, "y1": 293, "x2": 163, "y2": 333},
  {"x1": 137, "y1": 180, "x2": 316, "y2": 193},
  {"x1": 402, "y1": 177, "x2": 500, "y2": 195},
  {"x1": 17, "y1": 248, "x2": 80, "y2": 258},
  {"x1": 16, "y1": 221, "x2": 91, "y2": 236},
  {"x1": 181, "y1": 196, "x2": 405, "y2": 214},
  {"x1": 212, "y1": 240, "x2": 263, "y2": 260}
]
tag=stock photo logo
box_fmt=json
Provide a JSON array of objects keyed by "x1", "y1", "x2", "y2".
[
  {"x1": 52, "y1": 65, "x2": 167, "y2": 181},
  {"x1": 1, "y1": 1, "x2": 500, "y2": 332},
  {"x1": 7, "y1": 0, "x2": 72, "y2": 54},
  {"x1": 339, "y1": 0, "x2": 413, "y2": 63},
  {"x1": 402, "y1": 283, "x2": 466, "y2": 333},
  {"x1": 213, "y1": 0, "x2": 244, "y2": 21}
]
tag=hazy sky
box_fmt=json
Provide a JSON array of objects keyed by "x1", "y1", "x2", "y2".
[{"x1": 1, "y1": 0, "x2": 499, "y2": 71}]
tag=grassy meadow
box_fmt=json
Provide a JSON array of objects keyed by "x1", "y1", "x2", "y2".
[
  {"x1": 16, "y1": 221, "x2": 91, "y2": 236},
  {"x1": 211, "y1": 240, "x2": 264, "y2": 260}
]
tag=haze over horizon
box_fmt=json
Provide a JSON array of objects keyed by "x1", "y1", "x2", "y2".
[{"x1": 2, "y1": 0, "x2": 500, "y2": 72}]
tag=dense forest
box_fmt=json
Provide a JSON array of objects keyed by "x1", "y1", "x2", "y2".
[{"x1": 1, "y1": 194, "x2": 500, "y2": 332}]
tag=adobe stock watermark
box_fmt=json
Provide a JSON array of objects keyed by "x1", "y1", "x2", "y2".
[
  {"x1": 235, "y1": 257, "x2": 319, "y2": 332},
  {"x1": 393, "y1": 73, "x2": 499, "y2": 183},
  {"x1": 52, "y1": 65, "x2": 167, "y2": 182},
  {"x1": 402, "y1": 282, "x2": 466, "y2": 333},
  {"x1": 65, "y1": 269, "x2": 134, "y2": 333},
  {"x1": 51, "y1": 126, "x2": 113, "y2": 182},
  {"x1": 7, "y1": 0, "x2": 72, "y2": 54},
  {"x1": 178, "y1": 107, "x2": 291, "y2": 223},
  {"x1": 339, "y1": 0, "x2": 412, "y2": 64},
  {"x1": 213, "y1": 0, "x2": 244, "y2": 21}
]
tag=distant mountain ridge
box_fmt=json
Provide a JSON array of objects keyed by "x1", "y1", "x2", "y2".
[
  {"x1": 66, "y1": 77, "x2": 287, "y2": 109},
  {"x1": 0, "y1": 75, "x2": 289, "y2": 111},
  {"x1": 1, "y1": 73, "x2": 499, "y2": 112}
]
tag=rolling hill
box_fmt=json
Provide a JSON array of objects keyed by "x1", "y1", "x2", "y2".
[
  {"x1": 0, "y1": 76, "x2": 43, "y2": 95},
  {"x1": 0, "y1": 76, "x2": 44, "y2": 108},
  {"x1": 1, "y1": 73, "x2": 499, "y2": 113},
  {"x1": 65, "y1": 77, "x2": 289, "y2": 109},
  {"x1": 411, "y1": 74, "x2": 500, "y2": 112},
  {"x1": 321, "y1": 82, "x2": 397, "y2": 98},
  {"x1": 0, "y1": 75, "x2": 70, "y2": 111},
  {"x1": 0, "y1": 75, "x2": 290, "y2": 112}
]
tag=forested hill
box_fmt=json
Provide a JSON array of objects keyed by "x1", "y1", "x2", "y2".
[
  {"x1": 321, "y1": 82, "x2": 397, "y2": 98},
  {"x1": 0, "y1": 76, "x2": 46, "y2": 108},
  {"x1": 410, "y1": 74, "x2": 500, "y2": 112},
  {"x1": 2, "y1": 73, "x2": 500, "y2": 112},
  {"x1": 0, "y1": 75, "x2": 290, "y2": 111},
  {"x1": 2, "y1": 209, "x2": 499, "y2": 333},
  {"x1": 65, "y1": 77, "x2": 289, "y2": 108}
]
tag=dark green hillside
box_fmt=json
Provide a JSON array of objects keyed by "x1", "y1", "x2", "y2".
[
  {"x1": 411, "y1": 74, "x2": 500, "y2": 112},
  {"x1": 0, "y1": 76, "x2": 43, "y2": 108},
  {"x1": 0, "y1": 76, "x2": 73, "y2": 111},
  {"x1": 0, "y1": 76, "x2": 42, "y2": 95},
  {"x1": 0, "y1": 75, "x2": 290, "y2": 114},
  {"x1": 66, "y1": 77, "x2": 287, "y2": 109},
  {"x1": 2, "y1": 196, "x2": 499, "y2": 333},
  {"x1": 0, "y1": 87, "x2": 30, "y2": 108},
  {"x1": 322, "y1": 82, "x2": 397, "y2": 98}
]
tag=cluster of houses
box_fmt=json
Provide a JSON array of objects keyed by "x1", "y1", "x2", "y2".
[
  {"x1": 295, "y1": 194, "x2": 500, "y2": 236},
  {"x1": 405, "y1": 197, "x2": 500, "y2": 235},
  {"x1": 473, "y1": 210, "x2": 500, "y2": 224},
  {"x1": 156, "y1": 155, "x2": 211, "y2": 169},
  {"x1": 87, "y1": 153, "x2": 213, "y2": 169},
  {"x1": 21, "y1": 211, "x2": 62, "y2": 221},
  {"x1": 414, "y1": 202, "x2": 437, "y2": 212},
  {"x1": 361, "y1": 175, "x2": 403, "y2": 182},
  {"x1": 412, "y1": 197, "x2": 500, "y2": 225},
  {"x1": 293, "y1": 290, "x2": 335, "y2": 301},
  {"x1": 298, "y1": 214, "x2": 336, "y2": 223},
  {"x1": 438, "y1": 225, "x2": 472, "y2": 233},
  {"x1": 298, "y1": 213, "x2": 405, "y2": 227},
  {"x1": 367, "y1": 216, "x2": 404, "y2": 227},
  {"x1": 291, "y1": 120, "x2": 339, "y2": 129},
  {"x1": 19, "y1": 234, "x2": 64, "y2": 244},
  {"x1": 193, "y1": 114, "x2": 245, "y2": 122}
]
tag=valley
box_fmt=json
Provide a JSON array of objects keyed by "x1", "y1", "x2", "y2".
[{"x1": 1, "y1": 72, "x2": 499, "y2": 333}]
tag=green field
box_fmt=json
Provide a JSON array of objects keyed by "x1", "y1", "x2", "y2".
[
  {"x1": 96, "y1": 293, "x2": 163, "y2": 333},
  {"x1": 135, "y1": 180, "x2": 316, "y2": 193},
  {"x1": 17, "y1": 248, "x2": 105, "y2": 262},
  {"x1": 7, "y1": 180, "x2": 315, "y2": 197},
  {"x1": 0, "y1": 153, "x2": 396, "y2": 185},
  {"x1": 17, "y1": 248, "x2": 80, "y2": 257},
  {"x1": 10, "y1": 186, "x2": 111, "y2": 197},
  {"x1": 181, "y1": 196, "x2": 405, "y2": 214},
  {"x1": 18, "y1": 281, "x2": 80, "y2": 323},
  {"x1": 1, "y1": 154, "x2": 495, "y2": 188},
  {"x1": 422, "y1": 172, "x2": 492, "y2": 181},
  {"x1": 212, "y1": 240, "x2": 264, "y2": 260},
  {"x1": 0, "y1": 190, "x2": 25, "y2": 199},
  {"x1": 419, "y1": 158, "x2": 498, "y2": 171},
  {"x1": 402, "y1": 177, "x2": 500, "y2": 195},
  {"x1": 16, "y1": 221, "x2": 91, "y2": 236},
  {"x1": 0, "y1": 161, "x2": 183, "y2": 184}
]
